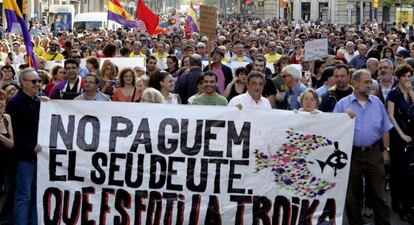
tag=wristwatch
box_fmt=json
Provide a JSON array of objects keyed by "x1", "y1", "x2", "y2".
[{"x1": 383, "y1": 147, "x2": 390, "y2": 152}]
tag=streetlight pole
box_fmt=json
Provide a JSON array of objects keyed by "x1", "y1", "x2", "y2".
[{"x1": 360, "y1": 0, "x2": 363, "y2": 25}]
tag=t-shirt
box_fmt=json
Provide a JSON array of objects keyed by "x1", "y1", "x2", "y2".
[
  {"x1": 129, "y1": 52, "x2": 147, "y2": 58},
  {"x1": 264, "y1": 53, "x2": 282, "y2": 64},
  {"x1": 41, "y1": 51, "x2": 64, "y2": 61},
  {"x1": 191, "y1": 93, "x2": 228, "y2": 106},
  {"x1": 152, "y1": 52, "x2": 168, "y2": 59},
  {"x1": 34, "y1": 46, "x2": 45, "y2": 56}
]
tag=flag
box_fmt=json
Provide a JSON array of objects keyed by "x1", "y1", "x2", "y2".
[
  {"x1": 185, "y1": 2, "x2": 199, "y2": 33},
  {"x1": 135, "y1": 0, "x2": 159, "y2": 36},
  {"x1": 108, "y1": 0, "x2": 143, "y2": 28},
  {"x1": 4, "y1": 0, "x2": 37, "y2": 70}
]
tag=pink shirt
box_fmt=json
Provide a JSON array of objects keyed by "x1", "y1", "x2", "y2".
[{"x1": 212, "y1": 66, "x2": 225, "y2": 94}]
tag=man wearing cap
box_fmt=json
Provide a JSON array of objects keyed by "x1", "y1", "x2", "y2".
[
  {"x1": 41, "y1": 40, "x2": 64, "y2": 61},
  {"x1": 264, "y1": 41, "x2": 282, "y2": 64},
  {"x1": 279, "y1": 64, "x2": 306, "y2": 110},
  {"x1": 396, "y1": 49, "x2": 410, "y2": 66},
  {"x1": 203, "y1": 47, "x2": 233, "y2": 94},
  {"x1": 196, "y1": 42, "x2": 208, "y2": 61}
]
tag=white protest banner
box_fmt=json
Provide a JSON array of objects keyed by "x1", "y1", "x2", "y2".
[
  {"x1": 99, "y1": 57, "x2": 145, "y2": 71},
  {"x1": 37, "y1": 101, "x2": 355, "y2": 225},
  {"x1": 304, "y1": 38, "x2": 328, "y2": 61}
]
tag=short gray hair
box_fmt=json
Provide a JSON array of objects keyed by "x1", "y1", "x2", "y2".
[
  {"x1": 141, "y1": 87, "x2": 164, "y2": 103},
  {"x1": 366, "y1": 58, "x2": 379, "y2": 67},
  {"x1": 352, "y1": 69, "x2": 371, "y2": 82},
  {"x1": 299, "y1": 88, "x2": 320, "y2": 106},
  {"x1": 379, "y1": 59, "x2": 394, "y2": 69},
  {"x1": 189, "y1": 54, "x2": 202, "y2": 67},
  {"x1": 18, "y1": 68, "x2": 37, "y2": 86}
]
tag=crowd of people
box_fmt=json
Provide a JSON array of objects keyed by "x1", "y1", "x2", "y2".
[{"x1": 0, "y1": 13, "x2": 413, "y2": 225}]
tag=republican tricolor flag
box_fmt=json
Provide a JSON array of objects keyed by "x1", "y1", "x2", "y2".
[
  {"x1": 108, "y1": 0, "x2": 143, "y2": 28},
  {"x1": 185, "y1": 2, "x2": 199, "y2": 33},
  {"x1": 4, "y1": 0, "x2": 37, "y2": 70}
]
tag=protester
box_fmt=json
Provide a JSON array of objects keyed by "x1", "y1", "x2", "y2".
[
  {"x1": 149, "y1": 70, "x2": 180, "y2": 104},
  {"x1": 112, "y1": 68, "x2": 141, "y2": 102},
  {"x1": 386, "y1": 64, "x2": 414, "y2": 221},
  {"x1": 0, "y1": 89, "x2": 14, "y2": 224},
  {"x1": 174, "y1": 54, "x2": 203, "y2": 104},
  {"x1": 191, "y1": 71, "x2": 228, "y2": 106},
  {"x1": 224, "y1": 67, "x2": 248, "y2": 101},
  {"x1": 280, "y1": 64, "x2": 306, "y2": 110},
  {"x1": 203, "y1": 47, "x2": 233, "y2": 94},
  {"x1": 49, "y1": 58, "x2": 84, "y2": 99},
  {"x1": 6, "y1": 68, "x2": 42, "y2": 225},
  {"x1": 141, "y1": 87, "x2": 164, "y2": 103},
  {"x1": 297, "y1": 88, "x2": 320, "y2": 113},
  {"x1": 334, "y1": 69, "x2": 393, "y2": 225},
  {"x1": 74, "y1": 74, "x2": 111, "y2": 101},
  {"x1": 43, "y1": 65, "x2": 65, "y2": 96},
  {"x1": 228, "y1": 71, "x2": 271, "y2": 109}
]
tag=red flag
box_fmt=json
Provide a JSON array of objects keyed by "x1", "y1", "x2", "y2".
[{"x1": 135, "y1": 0, "x2": 159, "y2": 35}]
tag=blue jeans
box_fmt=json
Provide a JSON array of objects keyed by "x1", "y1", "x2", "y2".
[{"x1": 13, "y1": 160, "x2": 37, "y2": 225}]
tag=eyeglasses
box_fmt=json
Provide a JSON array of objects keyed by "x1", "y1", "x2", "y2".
[{"x1": 24, "y1": 78, "x2": 42, "y2": 84}]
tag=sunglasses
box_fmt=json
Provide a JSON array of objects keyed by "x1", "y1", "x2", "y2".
[{"x1": 24, "y1": 78, "x2": 42, "y2": 84}]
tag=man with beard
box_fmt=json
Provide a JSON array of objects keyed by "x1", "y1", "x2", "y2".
[
  {"x1": 319, "y1": 64, "x2": 354, "y2": 112},
  {"x1": 74, "y1": 74, "x2": 111, "y2": 101},
  {"x1": 41, "y1": 39, "x2": 64, "y2": 61},
  {"x1": 377, "y1": 59, "x2": 397, "y2": 101},
  {"x1": 191, "y1": 71, "x2": 228, "y2": 106},
  {"x1": 334, "y1": 69, "x2": 392, "y2": 225}
]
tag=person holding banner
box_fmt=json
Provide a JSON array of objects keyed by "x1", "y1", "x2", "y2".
[
  {"x1": 6, "y1": 68, "x2": 42, "y2": 225},
  {"x1": 191, "y1": 71, "x2": 228, "y2": 106},
  {"x1": 334, "y1": 69, "x2": 393, "y2": 225},
  {"x1": 49, "y1": 59, "x2": 84, "y2": 100},
  {"x1": 149, "y1": 70, "x2": 181, "y2": 104},
  {"x1": 228, "y1": 71, "x2": 271, "y2": 110},
  {"x1": 74, "y1": 74, "x2": 111, "y2": 101},
  {"x1": 112, "y1": 68, "x2": 141, "y2": 102}
]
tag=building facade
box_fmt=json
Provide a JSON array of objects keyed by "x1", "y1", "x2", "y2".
[{"x1": 254, "y1": 0, "x2": 406, "y2": 26}]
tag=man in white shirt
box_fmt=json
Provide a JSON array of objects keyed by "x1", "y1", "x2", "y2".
[{"x1": 228, "y1": 71, "x2": 271, "y2": 110}]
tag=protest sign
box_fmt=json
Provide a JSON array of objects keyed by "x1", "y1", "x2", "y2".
[
  {"x1": 38, "y1": 101, "x2": 355, "y2": 225},
  {"x1": 199, "y1": 5, "x2": 217, "y2": 37},
  {"x1": 304, "y1": 39, "x2": 328, "y2": 61}
]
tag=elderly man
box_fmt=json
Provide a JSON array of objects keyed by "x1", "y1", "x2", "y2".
[
  {"x1": 344, "y1": 41, "x2": 358, "y2": 63},
  {"x1": 6, "y1": 68, "x2": 42, "y2": 225},
  {"x1": 74, "y1": 74, "x2": 111, "y2": 101},
  {"x1": 196, "y1": 42, "x2": 208, "y2": 61},
  {"x1": 228, "y1": 71, "x2": 271, "y2": 109},
  {"x1": 334, "y1": 69, "x2": 393, "y2": 225},
  {"x1": 231, "y1": 41, "x2": 252, "y2": 63},
  {"x1": 280, "y1": 64, "x2": 306, "y2": 110},
  {"x1": 366, "y1": 58, "x2": 379, "y2": 79},
  {"x1": 378, "y1": 59, "x2": 396, "y2": 100}
]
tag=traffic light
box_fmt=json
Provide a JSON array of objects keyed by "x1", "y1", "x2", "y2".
[{"x1": 372, "y1": 0, "x2": 379, "y2": 8}]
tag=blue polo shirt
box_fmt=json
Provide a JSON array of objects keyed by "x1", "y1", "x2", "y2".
[{"x1": 333, "y1": 93, "x2": 393, "y2": 147}]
